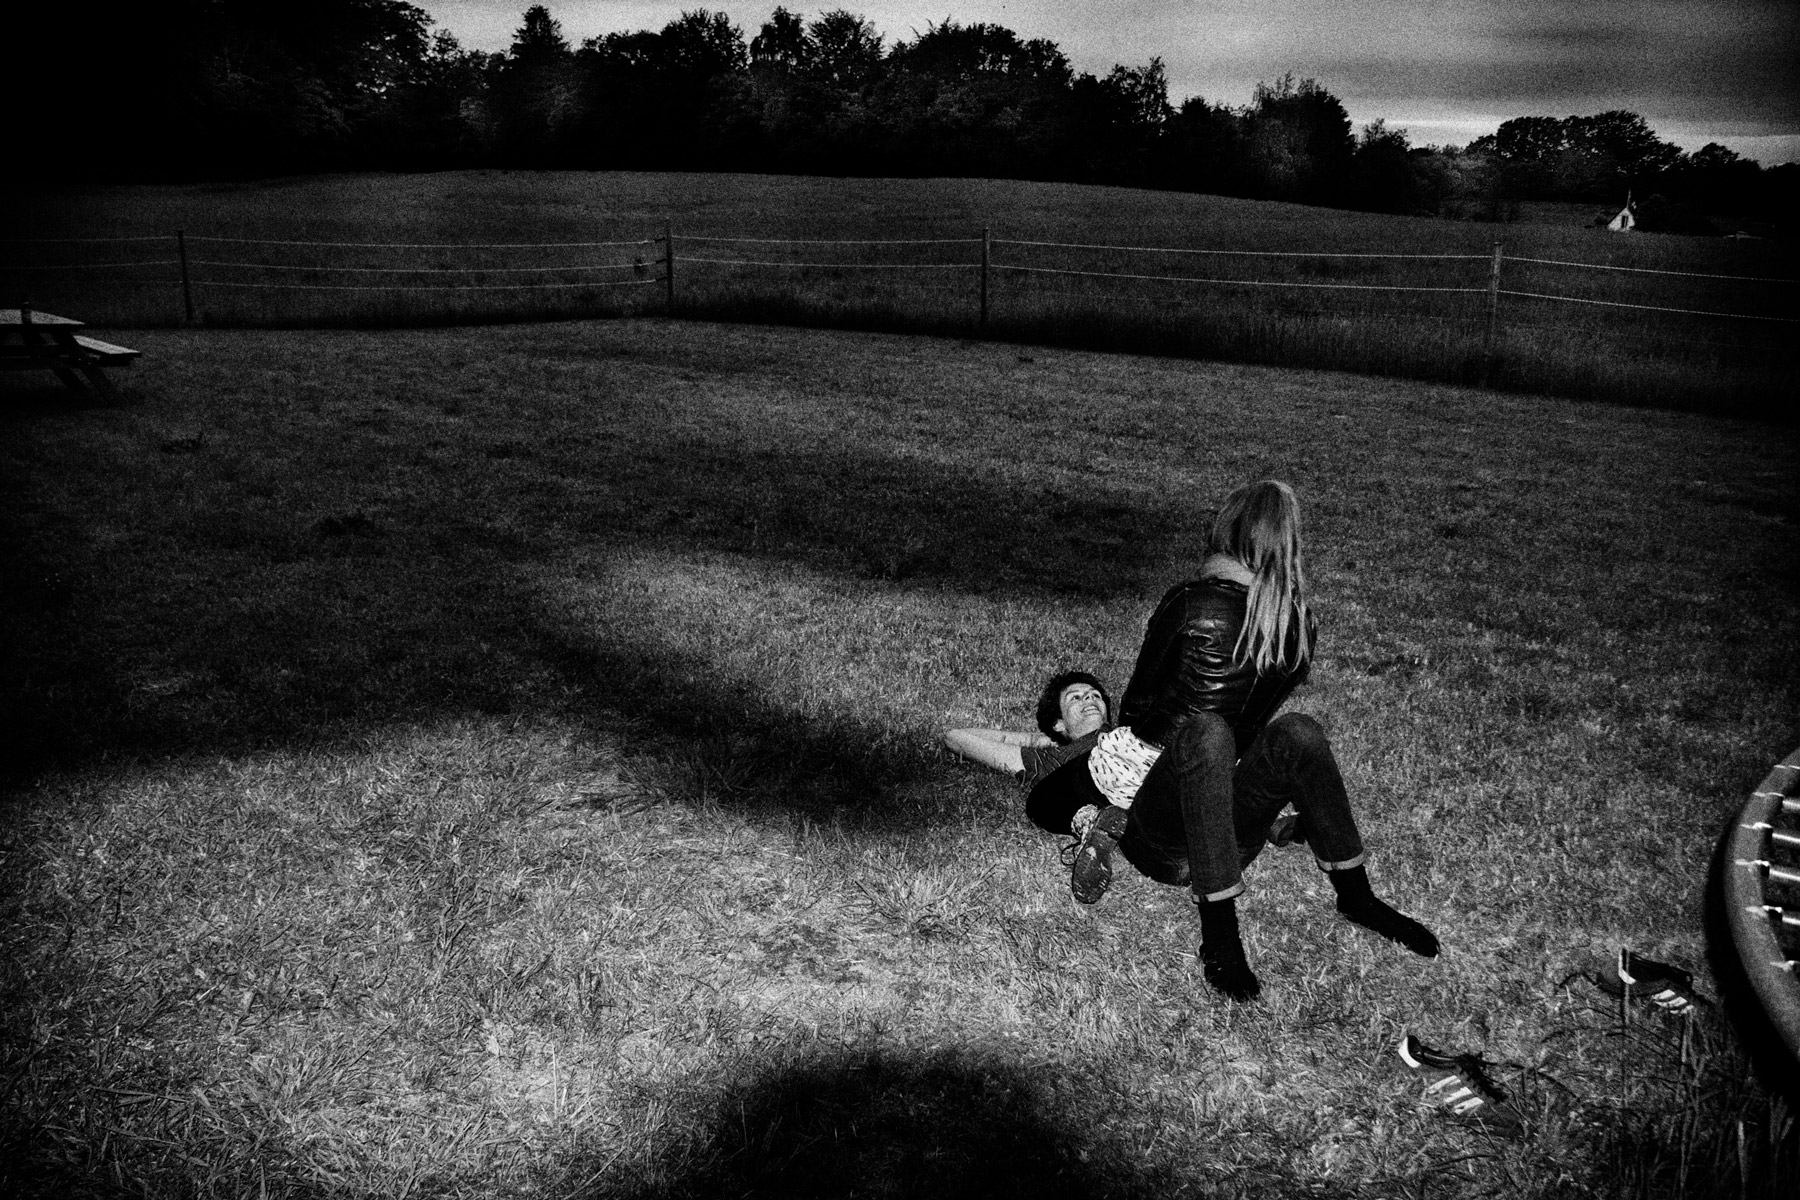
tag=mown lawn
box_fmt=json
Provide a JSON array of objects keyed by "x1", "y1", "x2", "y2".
[{"x1": 1, "y1": 318, "x2": 1797, "y2": 1197}]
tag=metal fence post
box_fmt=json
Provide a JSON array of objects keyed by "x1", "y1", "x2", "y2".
[
  {"x1": 177, "y1": 230, "x2": 195, "y2": 323},
  {"x1": 664, "y1": 223, "x2": 676, "y2": 314},
  {"x1": 979, "y1": 225, "x2": 990, "y2": 330},
  {"x1": 1481, "y1": 240, "x2": 1502, "y2": 386}
]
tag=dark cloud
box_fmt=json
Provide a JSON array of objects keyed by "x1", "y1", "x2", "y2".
[
  {"x1": 1313, "y1": 4, "x2": 1800, "y2": 126},
  {"x1": 420, "y1": 0, "x2": 1800, "y2": 158}
]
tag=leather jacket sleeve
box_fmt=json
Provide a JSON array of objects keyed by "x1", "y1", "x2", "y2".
[{"x1": 1119, "y1": 579, "x2": 1313, "y2": 755}]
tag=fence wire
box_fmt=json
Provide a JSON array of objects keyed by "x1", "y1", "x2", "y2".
[
  {"x1": 1016, "y1": 285, "x2": 1485, "y2": 324},
  {"x1": 1506, "y1": 255, "x2": 1798, "y2": 284},
  {"x1": 5, "y1": 228, "x2": 1794, "y2": 348},
  {"x1": 1, "y1": 235, "x2": 172, "y2": 244},
  {"x1": 200, "y1": 278, "x2": 660, "y2": 292},
  {"x1": 12, "y1": 260, "x2": 183, "y2": 271},
  {"x1": 1498, "y1": 289, "x2": 1800, "y2": 323},
  {"x1": 183, "y1": 235, "x2": 656, "y2": 250},
  {"x1": 999, "y1": 262, "x2": 1486, "y2": 295},
  {"x1": 677, "y1": 235, "x2": 980, "y2": 246},
  {"x1": 685, "y1": 256, "x2": 974, "y2": 270},
  {"x1": 190, "y1": 259, "x2": 646, "y2": 276},
  {"x1": 999, "y1": 238, "x2": 1486, "y2": 261}
]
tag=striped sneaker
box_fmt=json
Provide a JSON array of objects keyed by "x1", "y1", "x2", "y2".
[
  {"x1": 1395, "y1": 1034, "x2": 1524, "y2": 1138},
  {"x1": 1596, "y1": 948, "x2": 1707, "y2": 1014}
]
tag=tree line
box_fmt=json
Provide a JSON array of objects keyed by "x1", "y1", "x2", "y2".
[{"x1": 15, "y1": 1, "x2": 1794, "y2": 230}]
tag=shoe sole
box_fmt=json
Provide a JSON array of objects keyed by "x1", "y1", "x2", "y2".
[
  {"x1": 1071, "y1": 843, "x2": 1113, "y2": 904},
  {"x1": 1070, "y1": 809, "x2": 1128, "y2": 905}
]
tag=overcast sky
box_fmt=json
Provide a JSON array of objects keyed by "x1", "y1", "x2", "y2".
[{"x1": 422, "y1": 0, "x2": 1800, "y2": 163}]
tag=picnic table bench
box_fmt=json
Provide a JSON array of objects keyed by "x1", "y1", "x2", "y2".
[{"x1": 1, "y1": 306, "x2": 139, "y2": 399}]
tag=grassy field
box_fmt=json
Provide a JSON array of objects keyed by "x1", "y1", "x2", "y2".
[
  {"x1": 3, "y1": 172, "x2": 1794, "y2": 416},
  {"x1": 3, "y1": 315, "x2": 1798, "y2": 1197}
]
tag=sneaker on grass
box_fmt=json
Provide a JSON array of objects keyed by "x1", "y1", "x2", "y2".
[
  {"x1": 1070, "y1": 804, "x2": 1129, "y2": 905},
  {"x1": 1595, "y1": 948, "x2": 1709, "y2": 1014},
  {"x1": 1266, "y1": 808, "x2": 1306, "y2": 847},
  {"x1": 1395, "y1": 1034, "x2": 1525, "y2": 1138}
]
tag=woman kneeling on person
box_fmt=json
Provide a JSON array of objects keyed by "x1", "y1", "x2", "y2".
[{"x1": 945, "y1": 479, "x2": 1438, "y2": 1003}]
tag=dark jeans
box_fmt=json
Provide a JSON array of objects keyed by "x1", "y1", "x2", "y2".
[{"x1": 1120, "y1": 711, "x2": 1366, "y2": 902}]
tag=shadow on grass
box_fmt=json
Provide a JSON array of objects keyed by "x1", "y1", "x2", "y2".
[
  {"x1": 571, "y1": 1048, "x2": 1185, "y2": 1200},
  {"x1": 0, "y1": 390, "x2": 1190, "y2": 810}
]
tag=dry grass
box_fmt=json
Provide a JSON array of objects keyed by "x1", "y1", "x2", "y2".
[{"x1": 2, "y1": 317, "x2": 1797, "y2": 1196}]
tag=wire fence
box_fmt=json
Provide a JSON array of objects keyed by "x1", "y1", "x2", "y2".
[
  {"x1": 5, "y1": 227, "x2": 1793, "y2": 321},
  {"x1": 3, "y1": 225, "x2": 1793, "y2": 409},
  {"x1": 1, "y1": 232, "x2": 665, "y2": 320}
]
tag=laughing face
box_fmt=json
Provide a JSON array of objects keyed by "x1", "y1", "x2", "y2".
[{"x1": 1056, "y1": 682, "x2": 1109, "y2": 741}]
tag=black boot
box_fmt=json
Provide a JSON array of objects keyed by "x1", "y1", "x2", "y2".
[
  {"x1": 1197, "y1": 896, "x2": 1261, "y2": 1001},
  {"x1": 1330, "y1": 865, "x2": 1439, "y2": 957}
]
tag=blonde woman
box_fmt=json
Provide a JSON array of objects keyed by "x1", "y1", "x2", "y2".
[{"x1": 1077, "y1": 479, "x2": 1438, "y2": 1002}]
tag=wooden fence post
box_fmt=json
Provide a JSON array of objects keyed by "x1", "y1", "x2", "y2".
[
  {"x1": 1481, "y1": 240, "x2": 1502, "y2": 386},
  {"x1": 664, "y1": 223, "x2": 676, "y2": 313},
  {"x1": 979, "y1": 225, "x2": 990, "y2": 330},
  {"x1": 177, "y1": 230, "x2": 195, "y2": 323}
]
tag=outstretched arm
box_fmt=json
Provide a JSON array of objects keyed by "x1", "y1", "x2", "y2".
[{"x1": 941, "y1": 727, "x2": 1052, "y2": 776}]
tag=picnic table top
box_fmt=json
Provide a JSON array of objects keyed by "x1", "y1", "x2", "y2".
[{"x1": 0, "y1": 309, "x2": 84, "y2": 327}]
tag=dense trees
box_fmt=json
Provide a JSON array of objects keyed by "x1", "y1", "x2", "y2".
[
  {"x1": 1461, "y1": 111, "x2": 1795, "y2": 229},
  {"x1": 12, "y1": 3, "x2": 1790, "y2": 228},
  {"x1": 1469, "y1": 111, "x2": 1682, "y2": 201},
  {"x1": 13, "y1": 0, "x2": 443, "y2": 176}
]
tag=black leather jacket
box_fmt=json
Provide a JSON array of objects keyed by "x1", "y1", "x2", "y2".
[{"x1": 1118, "y1": 578, "x2": 1313, "y2": 756}]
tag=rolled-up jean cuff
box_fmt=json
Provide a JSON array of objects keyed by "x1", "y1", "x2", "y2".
[
  {"x1": 1195, "y1": 880, "x2": 1245, "y2": 903},
  {"x1": 1316, "y1": 851, "x2": 1367, "y2": 872}
]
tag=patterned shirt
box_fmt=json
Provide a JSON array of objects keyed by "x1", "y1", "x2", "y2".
[{"x1": 1085, "y1": 727, "x2": 1163, "y2": 809}]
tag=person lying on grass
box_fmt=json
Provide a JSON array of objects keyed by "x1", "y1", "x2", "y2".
[
  {"x1": 948, "y1": 480, "x2": 1439, "y2": 1005},
  {"x1": 942, "y1": 670, "x2": 1114, "y2": 787},
  {"x1": 945, "y1": 669, "x2": 1305, "y2": 896}
]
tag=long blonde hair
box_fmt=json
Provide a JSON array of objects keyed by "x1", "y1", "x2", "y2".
[{"x1": 1207, "y1": 479, "x2": 1312, "y2": 674}]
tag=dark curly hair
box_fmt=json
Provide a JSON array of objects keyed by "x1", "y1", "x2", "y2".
[{"x1": 1035, "y1": 670, "x2": 1112, "y2": 744}]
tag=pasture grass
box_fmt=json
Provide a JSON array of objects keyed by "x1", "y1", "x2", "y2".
[
  {"x1": 2, "y1": 317, "x2": 1799, "y2": 1197},
  {"x1": 4, "y1": 172, "x2": 1793, "y2": 417}
]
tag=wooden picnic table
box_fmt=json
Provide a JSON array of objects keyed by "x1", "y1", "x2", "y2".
[{"x1": 0, "y1": 307, "x2": 139, "y2": 399}]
